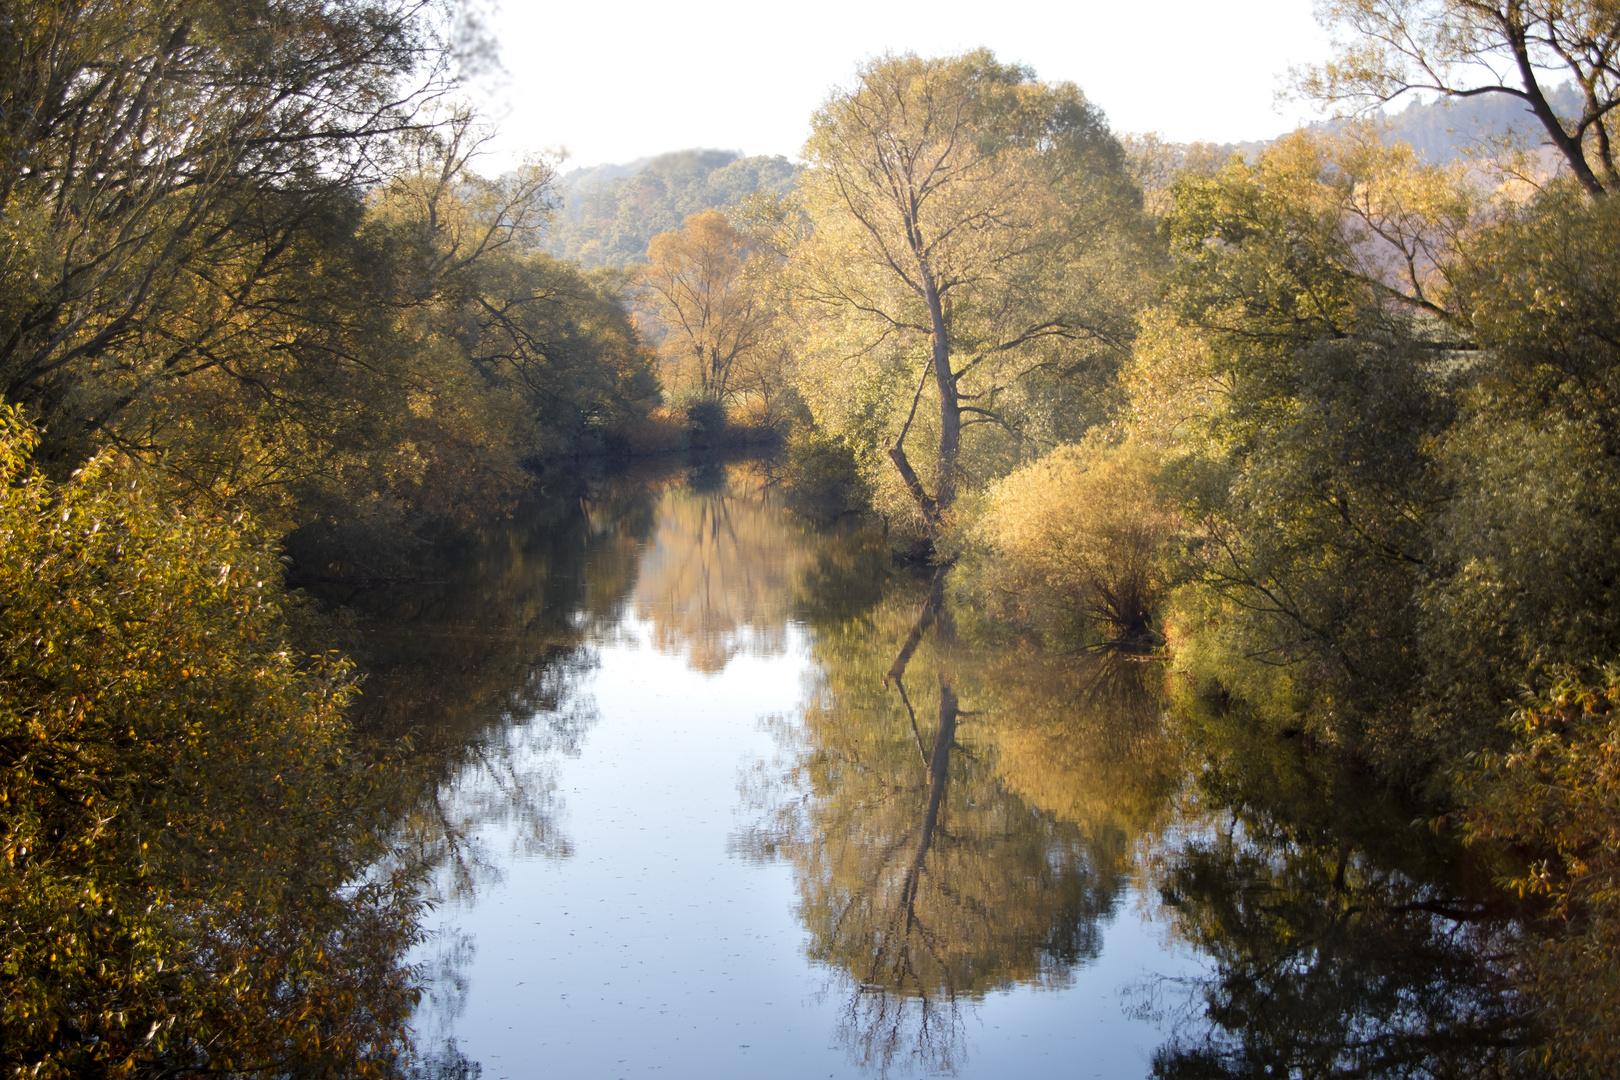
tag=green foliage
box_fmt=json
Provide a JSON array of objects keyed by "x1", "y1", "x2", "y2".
[
  {"x1": 0, "y1": 0, "x2": 432, "y2": 463},
  {"x1": 1122, "y1": 111, "x2": 1620, "y2": 1075},
  {"x1": 0, "y1": 1, "x2": 660, "y2": 564},
  {"x1": 1386, "y1": 188, "x2": 1620, "y2": 772},
  {"x1": 0, "y1": 407, "x2": 417, "y2": 1078},
  {"x1": 677, "y1": 395, "x2": 728, "y2": 448},
  {"x1": 1418, "y1": 189, "x2": 1620, "y2": 746},
  {"x1": 1145, "y1": 142, "x2": 1459, "y2": 768},
  {"x1": 547, "y1": 150, "x2": 798, "y2": 269},
  {"x1": 778, "y1": 424, "x2": 869, "y2": 513},
  {"x1": 1462, "y1": 664, "x2": 1620, "y2": 1075}
]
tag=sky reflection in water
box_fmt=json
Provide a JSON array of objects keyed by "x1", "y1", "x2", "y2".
[{"x1": 406, "y1": 464, "x2": 1517, "y2": 1079}]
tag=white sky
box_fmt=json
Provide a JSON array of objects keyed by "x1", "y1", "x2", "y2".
[{"x1": 459, "y1": 0, "x2": 1336, "y2": 172}]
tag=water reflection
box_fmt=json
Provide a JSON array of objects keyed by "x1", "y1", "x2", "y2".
[
  {"x1": 739, "y1": 567, "x2": 1175, "y2": 1075},
  {"x1": 1137, "y1": 708, "x2": 1534, "y2": 1078},
  {"x1": 331, "y1": 477, "x2": 657, "y2": 897},
  {"x1": 330, "y1": 461, "x2": 1538, "y2": 1077},
  {"x1": 634, "y1": 464, "x2": 819, "y2": 670}
]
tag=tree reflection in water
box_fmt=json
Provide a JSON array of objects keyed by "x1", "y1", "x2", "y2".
[
  {"x1": 318, "y1": 463, "x2": 1537, "y2": 1076},
  {"x1": 743, "y1": 546, "x2": 1535, "y2": 1077},
  {"x1": 740, "y1": 564, "x2": 1177, "y2": 1076},
  {"x1": 1137, "y1": 707, "x2": 1536, "y2": 1078},
  {"x1": 314, "y1": 470, "x2": 663, "y2": 1073},
  {"x1": 339, "y1": 460, "x2": 889, "y2": 1072},
  {"x1": 332, "y1": 477, "x2": 658, "y2": 895},
  {"x1": 633, "y1": 462, "x2": 821, "y2": 670}
]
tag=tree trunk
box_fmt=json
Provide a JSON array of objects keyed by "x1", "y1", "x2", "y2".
[{"x1": 923, "y1": 277, "x2": 960, "y2": 512}]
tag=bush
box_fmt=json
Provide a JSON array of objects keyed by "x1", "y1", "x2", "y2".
[
  {"x1": 0, "y1": 406, "x2": 417, "y2": 1077},
  {"x1": 968, "y1": 434, "x2": 1178, "y2": 647},
  {"x1": 1463, "y1": 664, "x2": 1620, "y2": 1075},
  {"x1": 779, "y1": 424, "x2": 869, "y2": 513},
  {"x1": 680, "y1": 395, "x2": 729, "y2": 447}
]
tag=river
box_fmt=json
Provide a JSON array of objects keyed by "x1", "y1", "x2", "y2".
[{"x1": 333, "y1": 459, "x2": 1529, "y2": 1079}]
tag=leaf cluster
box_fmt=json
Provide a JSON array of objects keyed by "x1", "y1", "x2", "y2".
[{"x1": 0, "y1": 406, "x2": 418, "y2": 1078}]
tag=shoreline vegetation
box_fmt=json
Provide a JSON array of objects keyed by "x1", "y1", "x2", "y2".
[{"x1": 2, "y1": 0, "x2": 1619, "y2": 1074}]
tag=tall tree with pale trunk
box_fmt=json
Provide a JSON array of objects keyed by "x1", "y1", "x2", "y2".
[{"x1": 792, "y1": 50, "x2": 1147, "y2": 537}]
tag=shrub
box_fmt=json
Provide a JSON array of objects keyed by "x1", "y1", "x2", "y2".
[
  {"x1": 0, "y1": 406, "x2": 417, "y2": 1077},
  {"x1": 779, "y1": 424, "x2": 869, "y2": 513},
  {"x1": 1463, "y1": 664, "x2": 1620, "y2": 1074},
  {"x1": 680, "y1": 395, "x2": 729, "y2": 447},
  {"x1": 970, "y1": 434, "x2": 1178, "y2": 647}
]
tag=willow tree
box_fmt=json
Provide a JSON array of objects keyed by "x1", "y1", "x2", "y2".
[{"x1": 791, "y1": 50, "x2": 1149, "y2": 535}]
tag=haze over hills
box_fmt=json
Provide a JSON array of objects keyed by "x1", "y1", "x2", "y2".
[
  {"x1": 1330, "y1": 81, "x2": 1584, "y2": 161},
  {"x1": 544, "y1": 86, "x2": 1587, "y2": 270},
  {"x1": 544, "y1": 149, "x2": 796, "y2": 268}
]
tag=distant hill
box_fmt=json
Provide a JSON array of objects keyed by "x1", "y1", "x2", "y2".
[
  {"x1": 1359, "y1": 83, "x2": 1583, "y2": 162},
  {"x1": 545, "y1": 149, "x2": 798, "y2": 268},
  {"x1": 551, "y1": 92, "x2": 1581, "y2": 268},
  {"x1": 1129, "y1": 83, "x2": 1586, "y2": 211}
]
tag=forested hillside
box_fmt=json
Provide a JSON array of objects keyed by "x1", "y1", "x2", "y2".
[
  {"x1": 545, "y1": 149, "x2": 798, "y2": 267},
  {"x1": 1368, "y1": 81, "x2": 1584, "y2": 161}
]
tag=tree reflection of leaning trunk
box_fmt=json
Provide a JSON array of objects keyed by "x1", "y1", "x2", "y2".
[
  {"x1": 845, "y1": 562, "x2": 966, "y2": 1071},
  {"x1": 900, "y1": 680, "x2": 957, "y2": 920},
  {"x1": 883, "y1": 563, "x2": 952, "y2": 688}
]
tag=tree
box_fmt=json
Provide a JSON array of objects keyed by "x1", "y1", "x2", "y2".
[
  {"x1": 1135, "y1": 132, "x2": 1466, "y2": 772},
  {"x1": 640, "y1": 209, "x2": 774, "y2": 403},
  {"x1": 969, "y1": 433, "x2": 1179, "y2": 647},
  {"x1": 1300, "y1": 0, "x2": 1620, "y2": 196},
  {"x1": 792, "y1": 50, "x2": 1147, "y2": 535},
  {"x1": 0, "y1": 3, "x2": 664, "y2": 568},
  {"x1": 0, "y1": 407, "x2": 419, "y2": 1077},
  {"x1": 0, "y1": 0, "x2": 444, "y2": 454},
  {"x1": 1462, "y1": 663, "x2": 1620, "y2": 1074}
]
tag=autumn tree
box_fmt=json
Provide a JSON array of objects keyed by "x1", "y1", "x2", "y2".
[
  {"x1": 0, "y1": 2, "x2": 656, "y2": 568},
  {"x1": 969, "y1": 433, "x2": 1179, "y2": 647},
  {"x1": 0, "y1": 408, "x2": 420, "y2": 1077},
  {"x1": 791, "y1": 50, "x2": 1148, "y2": 536},
  {"x1": 1300, "y1": 0, "x2": 1620, "y2": 196},
  {"x1": 0, "y1": 0, "x2": 444, "y2": 458},
  {"x1": 640, "y1": 209, "x2": 776, "y2": 404}
]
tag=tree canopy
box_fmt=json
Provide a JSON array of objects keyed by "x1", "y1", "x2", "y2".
[
  {"x1": 1301, "y1": 0, "x2": 1620, "y2": 195},
  {"x1": 788, "y1": 49, "x2": 1150, "y2": 534}
]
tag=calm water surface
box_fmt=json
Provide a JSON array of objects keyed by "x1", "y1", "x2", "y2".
[{"x1": 351, "y1": 462, "x2": 1524, "y2": 1079}]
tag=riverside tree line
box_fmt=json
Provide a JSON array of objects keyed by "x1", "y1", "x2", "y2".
[{"x1": 2, "y1": 0, "x2": 1619, "y2": 1075}]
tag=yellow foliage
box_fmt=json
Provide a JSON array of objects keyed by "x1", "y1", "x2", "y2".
[
  {"x1": 0, "y1": 406, "x2": 415, "y2": 1077},
  {"x1": 972, "y1": 434, "x2": 1178, "y2": 643},
  {"x1": 1463, "y1": 664, "x2": 1620, "y2": 1072},
  {"x1": 1122, "y1": 306, "x2": 1227, "y2": 451},
  {"x1": 641, "y1": 209, "x2": 780, "y2": 405},
  {"x1": 982, "y1": 653, "x2": 1179, "y2": 838}
]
